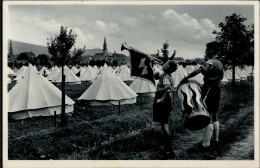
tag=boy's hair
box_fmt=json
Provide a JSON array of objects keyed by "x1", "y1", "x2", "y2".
[
  {"x1": 206, "y1": 41, "x2": 220, "y2": 55},
  {"x1": 164, "y1": 60, "x2": 178, "y2": 74}
]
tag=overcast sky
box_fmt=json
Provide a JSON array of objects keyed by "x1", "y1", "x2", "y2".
[{"x1": 8, "y1": 3, "x2": 254, "y2": 59}]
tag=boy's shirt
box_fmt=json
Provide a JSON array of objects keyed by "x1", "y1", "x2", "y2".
[{"x1": 200, "y1": 58, "x2": 224, "y2": 86}]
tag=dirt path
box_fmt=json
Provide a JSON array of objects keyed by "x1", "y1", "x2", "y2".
[{"x1": 216, "y1": 125, "x2": 254, "y2": 160}]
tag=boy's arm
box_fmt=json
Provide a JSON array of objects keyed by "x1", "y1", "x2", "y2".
[
  {"x1": 180, "y1": 68, "x2": 201, "y2": 83},
  {"x1": 157, "y1": 78, "x2": 172, "y2": 103}
]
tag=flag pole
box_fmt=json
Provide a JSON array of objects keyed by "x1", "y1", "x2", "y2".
[{"x1": 121, "y1": 42, "x2": 163, "y2": 65}]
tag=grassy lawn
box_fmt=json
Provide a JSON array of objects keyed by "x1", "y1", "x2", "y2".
[{"x1": 8, "y1": 81, "x2": 254, "y2": 160}]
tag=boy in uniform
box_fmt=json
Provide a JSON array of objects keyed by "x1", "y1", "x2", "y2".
[
  {"x1": 153, "y1": 60, "x2": 178, "y2": 158},
  {"x1": 180, "y1": 41, "x2": 223, "y2": 148}
]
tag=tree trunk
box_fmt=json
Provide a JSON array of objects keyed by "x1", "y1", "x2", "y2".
[
  {"x1": 232, "y1": 61, "x2": 236, "y2": 86},
  {"x1": 60, "y1": 64, "x2": 67, "y2": 127}
]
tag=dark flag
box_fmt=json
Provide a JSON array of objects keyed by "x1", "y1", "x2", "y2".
[{"x1": 128, "y1": 49, "x2": 155, "y2": 84}]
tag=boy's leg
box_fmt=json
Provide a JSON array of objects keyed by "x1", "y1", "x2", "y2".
[
  {"x1": 161, "y1": 124, "x2": 173, "y2": 152},
  {"x1": 202, "y1": 124, "x2": 213, "y2": 147},
  {"x1": 213, "y1": 119, "x2": 219, "y2": 141}
]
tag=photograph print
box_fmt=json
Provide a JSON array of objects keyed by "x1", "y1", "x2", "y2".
[{"x1": 3, "y1": 1, "x2": 259, "y2": 167}]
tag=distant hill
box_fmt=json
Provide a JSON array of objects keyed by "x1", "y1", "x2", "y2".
[
  {"x1": 8, "y1": 40, "x2": 113, "y2": 57},
  {"x1": 9, "y1": 40, "x2": 49, "y2": 56},
  {"x1": 84, "y1": 48, "x2": 112, "y2": 56}
]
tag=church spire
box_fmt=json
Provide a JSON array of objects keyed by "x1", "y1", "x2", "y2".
[
  {"x1": 103, "y1": 36, "x2": 108, "y2": 58},
  {"x1": 8, "y1": 40, "x2": 13, "y2": 58}
]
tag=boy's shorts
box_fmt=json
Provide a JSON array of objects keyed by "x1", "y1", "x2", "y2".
[{"x1": 202, "y1": 84, "x2": 220, "y2": 122}]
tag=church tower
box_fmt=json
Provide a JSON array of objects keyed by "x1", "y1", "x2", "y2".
[{"x1": 103, "y1": 37, "x2": 108, "y2": 57}]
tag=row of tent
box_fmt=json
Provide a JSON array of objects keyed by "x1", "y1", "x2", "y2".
[
  {"x1": 8, "y1": 64, "x2": 135, "y2": 84},
  {"x1": 8, "y1": 64, "x2": 253, "y2": 120},
  {"x1": 8, "y1": 64, "x2": 155, "y2": 120}
]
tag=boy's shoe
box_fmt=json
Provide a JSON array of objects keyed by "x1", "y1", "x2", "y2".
[
  {"x1": 198, "y1": 143, "x2": 212, "y2": 152},
  {"x1": 164, "y1": 150, "x2": 176, "y2": 160},
  {"x1": 211, "y1": 140, "x2": 222, "y2": 148}
]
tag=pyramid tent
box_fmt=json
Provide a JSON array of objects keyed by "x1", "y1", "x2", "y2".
[
  {"x1": 46, "y1": 66, "x2": 60, "y2": 81},
  {"x1": 8, "y1": 67, "x2": 15, "y2": 76},
  {"x1": 14, "y1": 66, "x2": 27, "y2": 77},
  {"x1": 108, "y1": 66, "x2": 114, "y2": 73},
  {"x1": 13, "y1": 67, "x2": 19, "y2": 73},
  {"x1": 76, "y1": 67, "x2": 86, "y2": 77},
  {"x1": 224, "y1": 70, "x2": 240, "y2": 82},
  {"x1": 80, "y1": 66, "x2": 97, "y2": 81},
  {"x1": 39, "y1": 66, "x2": 50, "y2": 76},
  {"x1": 96, "y1": 66, "x2": 104, "y2": 76},
  {"x1": 8, "y1": 64, "x2": 75, "y2": 120},
  {"x1": 78, "y1": 64, "x2": 137, "y2": 106},
  {"x1": 8, "y1": 76, "x2": 12, "y2": 84},
  {"x1": 189, "y1": 65, "x2": 204, "y2": 84},
  {"x1": 71, "y1": 66, "x2": 80, "y2": 74},
  {"x1": 113, "y1": 66, "x2": 120, "y2": 75},
  {"x1": 53, "y1": 65, "x2": 81, "y2": 84},
  {"x1": 185, "y1": 65, "x2": 195, "y2": 74},
  {"x1": 93, "y1": 65, "x2": 99, "y2": 74},
  {"x1": 245, "y1": 66, "x2": 253, "y2": 74},
  {"x1": 14, "y1": 67, "x2": 30, "y2": 82},
  {"x1": 171, "y1": 65, "x2": 188, "y2": 88},
  {"x1": 117, "y1": 65, "x2": 134, "y2": 81},
  {"x1": 129, "y1": 77, "x2": 156, "y2": 97},
  {"x1": 221, "y1": 75, "x2": 228, "y2": 83},
  {"x1": 236, "y1": 68, "x2": 248, "y2": 80}
]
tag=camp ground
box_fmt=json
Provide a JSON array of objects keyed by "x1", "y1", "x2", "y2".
[{"x1": 4, "y1": 2, "x2": 257, "y2": 166}]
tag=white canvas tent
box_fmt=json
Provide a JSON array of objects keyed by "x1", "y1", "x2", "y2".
[
  {"x1": 129, "y1": 77, "x2": 156, "y2": 97},
  {"x1": 189, "y1": 65, "x2": 204, "y2": 84},
  {"x1": 221, "y1": 76, "x2": 228, "y2": 83},
  {"x1": 93, "y1": 65, "x2": 99, "y2": 74},
  {"x1": 80, "y1": 66, "x2": 97, "y2": 82},
  {"x1": 47, "y1": 66, "x2": 60, "y2": 81},
  {"x1": 14, "y1": 66, "x2": 27, "y2": 77},
  {"x1": 224, "y1": 70, "x2": 240, "y2": 82},
  {"x1": 236, "y1": 68, "x2": 248, "y2": 80},
  {"x1": 78, "y1": 64, "x2": 137, "y2": 106},
  {"x1": 77, "y1": 67, "x2": 86, "y2": 77},
  {"x1": 185, "y1": 65, "x2": 195, "y2": 74},
  {"x1": 117, "y1": 65, "x2": 134, "y2": 81},
  {"x1": 8, "y1": 64, "x2": 75, "y2": 120},
  {"x1": 52, "y1": 65, "x2": 81, "y2": 84},
  {"x1": 8, "y1": 67, "x2": 15, "y2": 76},
  {"x1": 39, "y1": 66, "x2": 50, "y2": 76},
  {"x1": 171, "y1": 65, "x2": 188, "y2": 88},
  {"x1": 14, "y1": 66, "x2": 29, "y2": 82},
  {"x1": 71, "y1": 66, "x2": 80, "y2": 74}
]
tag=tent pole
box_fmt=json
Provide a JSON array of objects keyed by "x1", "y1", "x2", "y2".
[
  {"x1": 54, "y1": 111, "x2": 56, "y2": 127},
  {"x1": 91, "y1": 107, "x2": 93, "y2": 120},
  {"x1": 141, "y1": 95, "x2": 142, "y2": 109},
  {"x1": 119, "y1": 101, "x2": 121, "y2": 115}
]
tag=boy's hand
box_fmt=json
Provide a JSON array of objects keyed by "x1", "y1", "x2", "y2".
[{"x1": 180, "y1": 78, "x2": 188, "y2": 84}]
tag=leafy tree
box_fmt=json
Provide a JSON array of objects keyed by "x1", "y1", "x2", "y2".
[
  {"x1": 17, "y1": 53, "x2": 29, "y2": 60},
  {"x1": 89, "y1": 59, "x2": 96, "y2": 67},
  {"x1": 213, "y1": 13, "x2": 253, "y2": 85},
  {"x1": 37, "y1": 54, "x2": 51, "y2": 66},
  {"x1": 112, "y1": 59, "x2": 119, "y2": 67},
  {"x1": 70, "y1": 47, "x2": 86, "y2": 65},
  {"x1": 17, "y1": 52, "x2": 36, "y2": 64},
  {"x1": 47, "y1": 26, "x2": 86, "y2": 126},
  {"x1": 243, "y1": 24, "x2": 254, "y2": 68},
  {"x1": 161, "y1": 41, "x2": 169, "y2": 64}
]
